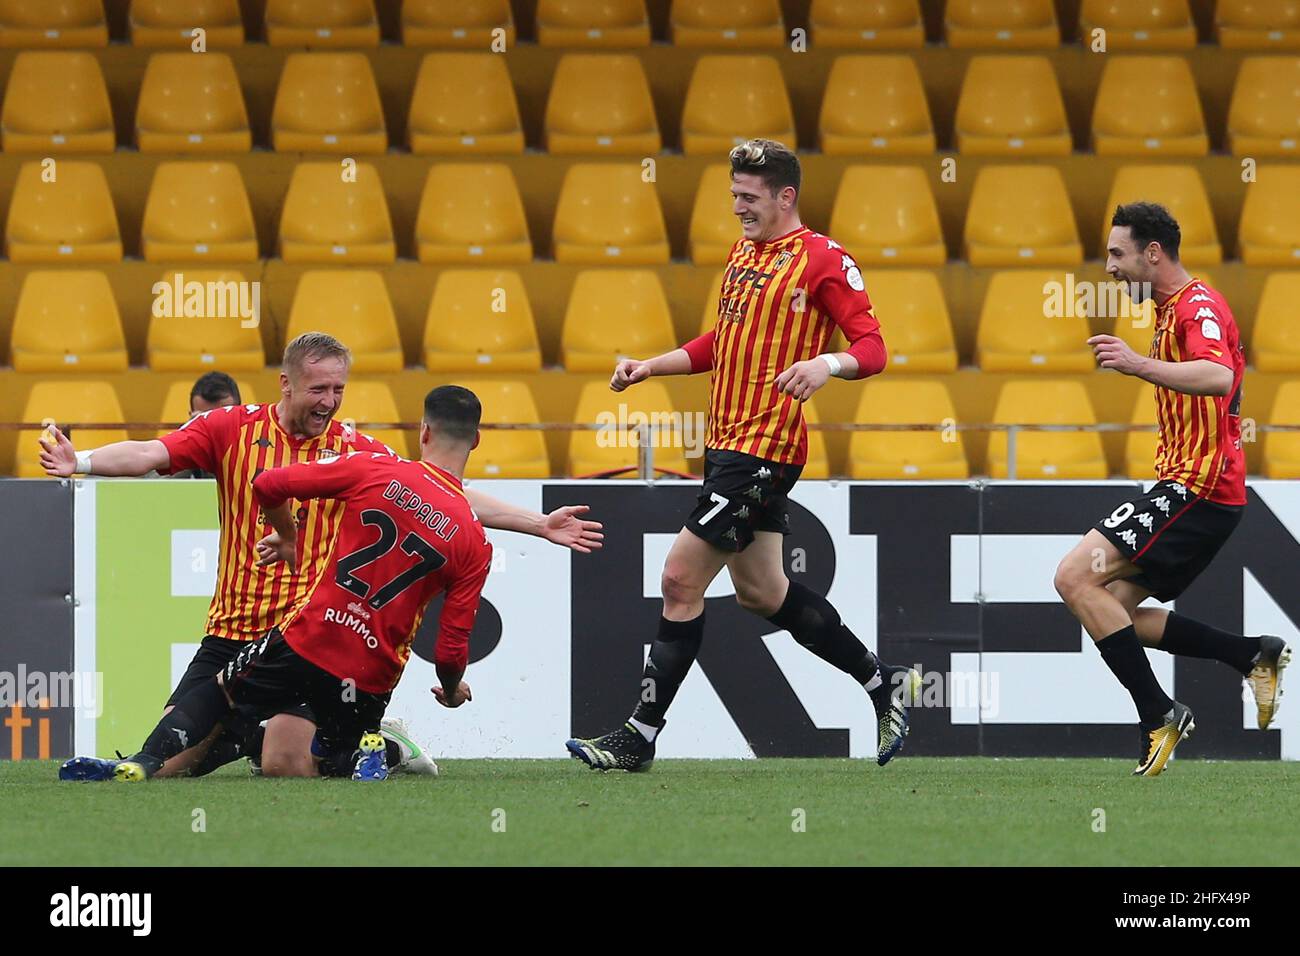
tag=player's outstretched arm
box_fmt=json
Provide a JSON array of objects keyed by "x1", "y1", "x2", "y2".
[
  {"x1": 464, "y1": 489, "x2": 603, "y2": 553},
  {"x1": 39, "y1": 426, "x2": 170, "y2": 478},
  {"x1": 1088, "y1": 335, "x2": 1233, "y2": 396}
]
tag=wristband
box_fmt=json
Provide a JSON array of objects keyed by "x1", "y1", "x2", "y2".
[
  {"x1": 820, "y1": 353, "x2": 843, "y2": 377},
  {"x1": 74, "y1": 450, "x2": 94, "y2": 475}
]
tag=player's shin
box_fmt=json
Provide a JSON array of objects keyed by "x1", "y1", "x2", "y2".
[
  {"x1": 1156, "y1": 613, "x2": 1261, "y2": 675},
  {"x1": 129, "y1": 679, "x2": 233, "y2": 778},
  {"x1": 629, "y1": 613, "x2": 705, "y2": 740},
  {"x1": 767, "y1": 582, "x2": 894, "y2": 704},
  {"x1": 1096, "y1": 624, "x2": 1175, "y2": 725}
]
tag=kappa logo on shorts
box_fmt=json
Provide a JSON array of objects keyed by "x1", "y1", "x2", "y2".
[
  {"x1": 1154, "y1": 495, "x2": 1171, "y2": 515},
  {"x1": 753, "y1": 466, "x2": 772, "y2": 480},
  {"x1": 735, "y1": 505, "x2": 751, "y2": 520},
  {"x1": 1135, "y1": 512, "x2": 1154, "y2": 531},
  {"x1": 743, "y1": 485, "x2": 765, "y2": 502},
  {"x1": 1119, "y1": 529, "x2": 1139, "y2": 550},
  {"x1": 722, "y1": 527, "x2": 738, "y2": 543},
  {"x1": 1170, "y1": 482, "x2": 1188, "y2": 499}
]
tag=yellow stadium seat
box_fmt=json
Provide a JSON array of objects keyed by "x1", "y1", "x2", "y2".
[
  {"x1": 1079, "y1": 0, "x2": 1195, "y2": 49},
  {"x1": 1239, "y1": 166, "x2": 1300, "y2": 265},
  {"x1": 867, "y1": 270, "x2": 957, "y2": 372},
  {"x1": 1251, "y1": 272, "x2": 1300, "y2": 371},
  {"x1": 285, "y1": 271, "x2": 403, "y2": 373},
  {"x1": 689, "y1": 164, "x2": 741, "y2": 264},
  {"x1": 0, "y1": 0, "x2": 106, "y2": 47},
  {"x1": 568, "y1": 380, "x2": 690, "y2": 478},
  {"x1": 672, "y1": 0, "x2": 784, "y2": 46},
  {"x1": 955, "y1": 56, "x2": 1070, "y2": 155},
  {"x1": 1264, "y1": 382, "x2": 1300, "y2": 478},
  {"x1": 819, "y1": 54, "x2": 935, "y2": 155},
  {"x1": 1228, "y1": 58, "x2": 1300, "y2": 156},
  {"x1": 976, "y1": 271, "x2": 1095, "y2": 372},
  {"x1": 407, "y1": 53, "x2": 523, "y2": 154},
  {"x1": 458, "y1": 379, "x2": 550, "y2": 478},
  {"x1": 946, "y1": 0, "x2": 1059, "y2": 48},
  {"x1": 1124, "y1": 382, "x2": 1159, "y2": 480},
  {"x1": 338, "y1": 381, "x2": 409, "y2": 458},
  {"x1": 5, "y1": 160, "x2": 121, "y2": 262},
  {"x1": 402, "y1": 0, "x2": 515, "y2": 47},
  {"x1": 989, "y1": 380, "x2": 1107, "y2": 479},
  {"x1": 272, "y1": 53, "x2": 386, "y2": 154},
  {"x1": 798, "y1": 398, "x2": 831, "y2": 479},
  {"x1": 829, "y1": 166, "x2": 945, "y2": 266},
  {"x1": 561, "y1": 270, "x2": 677, "y2": 372},
  {"x1": 264, "y1": 0, "x2": 379, "y2": 47},
  {"x1": 1092, "y1": 57, "x2": 1207, "y2": 155},
  {"x1": 698, "y1": 268, "x2": 726, "y2": 334},
  {"x1": 1101, "y1": 166, "x2": 1221, "y2": 266},
  {"x1": 848, "y1": 380, "x2": 969, "y2": 479},
  {"x1": 1, "y1": 52, "x2": 113, "y2": 152},
  {"x1": 155, "y1": 378, "x2": 257, "y2": 437},
  {"x1": 278, "y1": 161, "x2": 395, "y2": 263},
  {"x1": 146, "y1": 269, "x2": 265, "y2": 372},
  {"x1": 142, "y1": 162, "x2": 258, "y2": 263},
  {"x1": 545, "y1": 54, "x2": 660, "y2": 155},
  {"x1": 423, "y1": 270, "x2": 541, "y2": 372},
  {"x1": 415, "y1": 164, "x2": 531, "y2": 264},
  {"x1": 809, "y1": 0, "x2": 924, "y2": 48},
  {"x1": 1217, "y1": 0, "x2": 1300, "y2": 49},
  {"x1": 129, "y1": 0, "x2": 245, "y2": 47},
  {"x1": 553, "y1": 163, "x2": 669, "y2": 264},
  {"x1": 537, "y1": 0, "x2": 650, "y2": 47},
  {"x1": 12, "y1": 381, "x2": 128, "y2": 478},
  {"x1": 136, "y1": 53, "x2": 251, "y2": 153},
  {"x1": 681, "y1": 55, "x2": 795, "y2": 156},
  {"x1": 11, "y1": 271, "x2": 126, "y2": 373},
  {"x1": 965, "y1": 165, "x2": 1082, "y2": 266}
]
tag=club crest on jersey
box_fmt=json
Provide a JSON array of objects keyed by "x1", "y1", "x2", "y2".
[{"x1": 773, "y1": 251, "x2": 793, "y2": 270}]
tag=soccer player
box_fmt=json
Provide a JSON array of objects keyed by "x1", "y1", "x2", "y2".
[
  {"x1": 48, "y1": 333, "x2": 602, "y2": 779},
  {"x1": 66, "y1": 385, "x2": 495, "y2": 782},
  {"x1": 1055, "y1": 202, "x2": 1290, "y2": 778},
  {"x1": 173, "y1": 372, "x2": 242, "y2": 479},
  {"x1": 566, "y1": 139, "x2": 919, "y2": 772}
]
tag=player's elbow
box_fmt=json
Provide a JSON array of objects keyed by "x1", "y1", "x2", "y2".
[{"x1": 1207, "y1": 366, "x2": 1233, "y2": 397}]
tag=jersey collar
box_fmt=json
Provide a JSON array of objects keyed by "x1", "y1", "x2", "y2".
[
  {"x1": 419, "y1": 460, "x2": 466, "y2": 497},
  {"x1": 752, "y1": 225, "x2": 809, "y2": 251},
  {"x1": 269, "y1": 402, "x2": 327, "y2": 449}
]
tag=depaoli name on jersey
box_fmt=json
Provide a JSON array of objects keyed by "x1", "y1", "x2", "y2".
[{"x1": 382, "y1": 481, "x2": 459, "y2": 540}]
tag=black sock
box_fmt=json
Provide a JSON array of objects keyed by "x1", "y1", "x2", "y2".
[
  {"x1": 630, "y1": 613, "x2": 705, "y2": 729},
  {"x1": 1159, "y1": 613, "x2": 1261, "y2": 676},
  {"x1": 767, "y1": 582, "x2": 889, "y2": 708},
  {"x1": 133, "y1": 679, "x2": 231, "y2": 775},
  {"x1": 385, "y1": 740, "x2": 402, "y2": 766},
  {"x1": 187, "y1": 731, "x2": 245, "y2": 778},
  {"x1": 1096, "y1": 625, "x2": 1174, "y2": 726}
]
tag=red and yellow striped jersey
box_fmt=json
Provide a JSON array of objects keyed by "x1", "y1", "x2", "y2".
[
  {"x1": 690, "y1": 226, "x2": 886, "y2": 465},
  {"x1": 159, "y1": 403, "x2": 397, "y2": 641},
  {"x1": 1149, "y1": 277, "x2": 1245, "y2": 505}
]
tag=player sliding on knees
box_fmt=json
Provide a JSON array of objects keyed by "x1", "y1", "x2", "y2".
[
  {"x1": 1055, "y1": 202, "x2": 1289, "y2": 778},
  {"x1": 65, "y1": 386, "x2": 508, "y2": 782},
  {"x1": 566, "y1": 139, "x2": 920, "y2": 772},
  {"x1": 50, "y1": 334, "x2": 602, "y2": 781}
]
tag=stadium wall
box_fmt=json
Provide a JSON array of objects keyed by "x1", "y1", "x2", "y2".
[{"x1": 25, "y1": 478, "x2": 1296, "y2": 764}]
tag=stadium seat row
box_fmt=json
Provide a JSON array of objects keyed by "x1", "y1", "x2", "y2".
[
  {"x1": 9, "y1": 49, "x2": 1300, "y2": 158},
  {"x1": 10, "y1": 376, "x2": 1300, "y2": 481},
  {"x1": 12, "y1": 266, "x2": 1300, "y2": 378},
  {"x1": 7, "y1": 158, "x2": 1300, "y2": 268},
  {"x1": 5, "y1": 1, "x2": 1300, "y2": 51}
]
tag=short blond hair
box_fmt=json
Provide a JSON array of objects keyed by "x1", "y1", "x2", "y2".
[
  {"x1": 729, "y1": 138, "x2": 800, "y2": 198},
  {"x1": 283, "y1": 331, "x2": 352, "y2": 377}
]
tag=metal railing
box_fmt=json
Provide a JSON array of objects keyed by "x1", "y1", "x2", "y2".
[{"x1": 6, "y1": 420, "x2": 1297, "y2": 481}]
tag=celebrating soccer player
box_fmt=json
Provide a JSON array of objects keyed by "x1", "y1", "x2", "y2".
[
  {"x1": 566, "y1": 139, "x2": 920, "y2": 772},
  {"x1": 1054, "y1": 202, "x2": 1290, "y2": 778},
  {"x1": 64, "y1": 386, "x2": 498, "y2": 782},
  {"x1": 48, "y1": 333, "x2": 602, "y2": 780}
]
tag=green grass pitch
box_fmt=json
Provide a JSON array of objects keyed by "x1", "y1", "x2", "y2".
[{"x1": 3, "y1": 758, "x2": 1295, "y2": 866}]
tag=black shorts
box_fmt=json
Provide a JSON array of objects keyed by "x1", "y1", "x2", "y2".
[
  {"x1": 167, "y1": 634, "x2": 315, "y2": 727},
  {"x1": 1094, "y1": 479, "x2": 1244, "y2": 602},
  {"x1": 222, "y1": 629, "x2": 390, "y2": 759},
  {"x1": 685, "y1": 449, "x2": 803, "y2": 553}
]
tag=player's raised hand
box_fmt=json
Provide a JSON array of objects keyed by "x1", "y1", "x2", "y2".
[
  {"x1": 433, "y1": 681, "x2": 472, "y2": 708},
  {"x1": 1088, "y1": 334, "x2": 1146, "y2": 376},
  {"x1": 542, "y1": 504, "x2": 604, "y2": 553},
  {"x1": 610, "y1": 358, "x2": 652, "y2": 393},
  {"x1": 38, "y1": 425, "x2": 77, "y2": 478},
  {"x1": 775, "y1": 358, "x2": 832, "y2": 402},
  {"x1": 255, "y1": 531, "x2": 298, "y2": 572}
]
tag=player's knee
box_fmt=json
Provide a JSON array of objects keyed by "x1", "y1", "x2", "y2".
[
  {"x1": 260, "y1": 750, "x2": 316, "y2": 778},
  {"x1": 1053, "y1": 557, "x2": 1088, "y2": 605},
  {"x1": 734, "y1": 579, "x2": 783, "y2": 617},
  {"x1": 661, "y1": 564, "x2": 704, "y2": 609}
]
